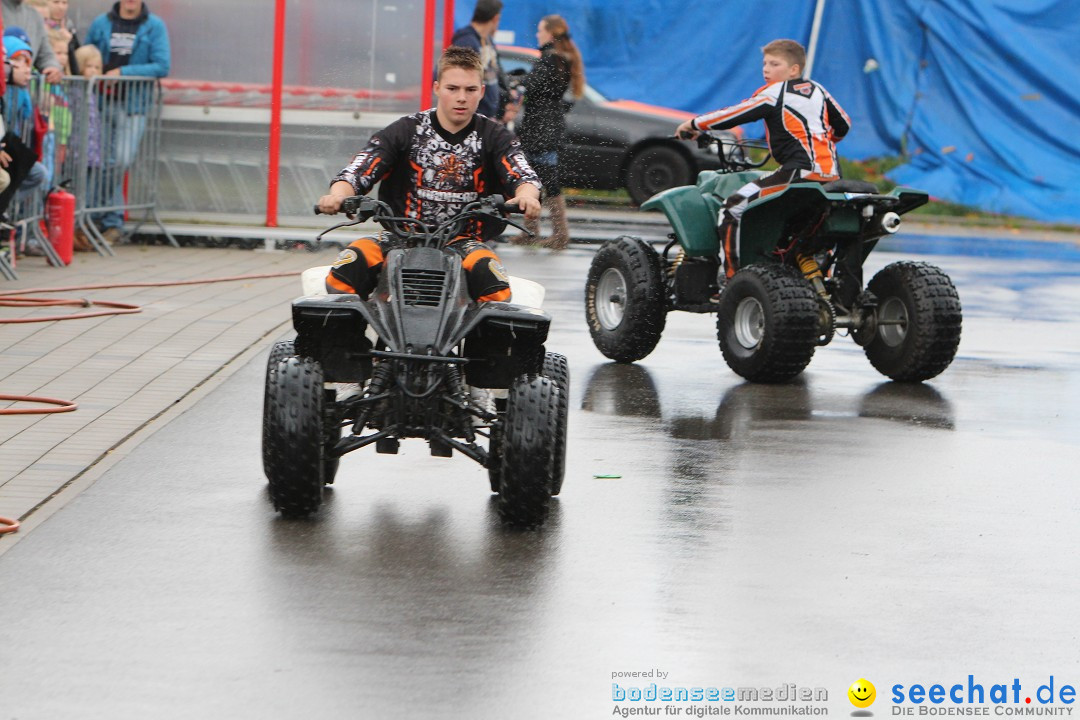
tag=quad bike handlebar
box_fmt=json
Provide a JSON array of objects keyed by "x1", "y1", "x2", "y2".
[
  {"x1": 313, "y1": 195, "x2": 530, "y2": 248},
  {"x1": 676, "y1": 131, "x2": 772, "y2": 172}
]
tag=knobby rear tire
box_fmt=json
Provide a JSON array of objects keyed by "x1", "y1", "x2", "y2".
[
  {"x1": 864, "y1": 261, "x2": 962, "y2": 381},
  {"x1": 716, "y1": 264, "x2": 819, "y2": 383}
]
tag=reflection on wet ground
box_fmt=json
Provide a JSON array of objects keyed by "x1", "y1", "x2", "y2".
[
  {"x1": 1, "y1": 238, "x2": 1079, "y2": 717},
  {"x1": 583, "y1": 363, "x2": 956, "y2": 439}
]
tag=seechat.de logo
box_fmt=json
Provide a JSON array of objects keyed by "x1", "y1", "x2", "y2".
[{"x1": 850, "y1": 679, "x2": 877, "y2": 709}]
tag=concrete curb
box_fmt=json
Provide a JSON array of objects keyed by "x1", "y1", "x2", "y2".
[{"x1": 0, "y1": 320, "x2": 291, "y2": 557}]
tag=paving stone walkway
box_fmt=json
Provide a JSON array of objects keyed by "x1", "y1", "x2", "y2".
[{"x1": 0, "y1": 245, "x2": 327, "y2": 525}]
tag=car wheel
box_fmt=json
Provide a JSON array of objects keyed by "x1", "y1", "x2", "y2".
[
  {"x1": 716, "y1": 264, "x2": 819, "y2": 383},
  {"x1": 585, "y1": 236, "x2": 667, "y2": 363},
  {"x1": 626, "y1": 145, "x2": 693, "y2": 205},
  {"x1": 264, "y1": 356, "x2": 325, "y2": 517},
  {"x1": 864, "y1": 262, "x2": 962, "y2": 381}
]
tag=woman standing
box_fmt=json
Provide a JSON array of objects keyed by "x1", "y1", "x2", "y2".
[{"x1": 512, "y1": 14, "x2": 584, "y2": 250}]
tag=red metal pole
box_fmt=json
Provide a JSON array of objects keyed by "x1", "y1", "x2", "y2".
[
  {"x1": 420, "y1": 0, "x2": 437, "y2": 110},
  {"x1": 443, "y1": 0, "x2": 456, "y2": 49},
  {"x1": 266, "y1": 0, "x2": 287, "y2": 228}
]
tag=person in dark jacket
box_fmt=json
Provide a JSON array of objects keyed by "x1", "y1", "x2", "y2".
[
  {"x1": 510, "y1": 15, "x2": 585, "y2": 250},
  {"x1": 450, "y1": 0, "x2": 508, "y2": 120}
]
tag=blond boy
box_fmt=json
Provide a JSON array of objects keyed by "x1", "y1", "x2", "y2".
[{"x1": 676, "y1": 39, "x2": 851, "y2": 280}]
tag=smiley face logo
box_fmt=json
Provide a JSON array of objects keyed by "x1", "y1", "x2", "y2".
[{"x1": 848, "y1": 679, "x2": 876, "y2": 708}]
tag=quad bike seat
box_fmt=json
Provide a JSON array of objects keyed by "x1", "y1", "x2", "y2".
[{"x1": 822, "y1": 179, "x2": 879, "y2": 194}]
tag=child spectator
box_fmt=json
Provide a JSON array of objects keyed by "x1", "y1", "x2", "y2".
[
  {"x1": 70, "y1": 43, "x2": 102, "y2": 251},
  {"x1": 46, "y1": 26, "x2": 66, "y2": 74},
  {"x1": 74, "y1": 44, "x2": 102, "y2": 167},
  {"x1": 45, "y1": 28, "x2": 70, "y2": 169},
  {"x1": 3, "y1": 35, "x2": 48, "y2": 193},
  {"x1": 0, "y1": 33, "x2": 49, "y2": 252},
  {"x1": 42, "y1": 0, "x2": 78, "y2": 74}
]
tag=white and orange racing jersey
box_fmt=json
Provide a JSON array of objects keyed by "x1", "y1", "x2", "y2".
[{"x1": 691, "y1": 78, "x2": 851, "y2": 180}]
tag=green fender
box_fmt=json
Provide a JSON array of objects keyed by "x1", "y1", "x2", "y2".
[
  {"x1": 642, "y1": 170, "x2": 929, "y2": 263},
  {"x1": 641, "y1": 170, "x2": 766, "y2": 257}
]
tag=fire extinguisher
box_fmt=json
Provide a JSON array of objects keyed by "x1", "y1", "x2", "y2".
[{"x1": 46, "y1": 181, "x2": 75, "y2": 266}]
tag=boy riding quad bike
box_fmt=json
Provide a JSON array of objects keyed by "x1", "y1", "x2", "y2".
[
  {"x1": 584, "y1": 133, "x2": 962, "y2": 383},
  {"x1": 263, "y1": 196, "x2": 569, "y2": 528}
]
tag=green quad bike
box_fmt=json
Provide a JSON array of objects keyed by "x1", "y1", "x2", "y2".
[{"x1": 585, "y1": 135, "x2": 962, "y2": 383}]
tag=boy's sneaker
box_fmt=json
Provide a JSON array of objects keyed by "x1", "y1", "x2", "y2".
[{"x1": 335, "y1": 382, "x2": 363, "y2": 402}]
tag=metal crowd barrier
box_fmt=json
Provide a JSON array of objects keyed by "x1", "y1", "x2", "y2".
[
  {"x1": 69, "y1": 76, "x2": 176, "y2": 254},
  {"x1": 0, "y1": 75, "x2": 175, "y2": 275}
]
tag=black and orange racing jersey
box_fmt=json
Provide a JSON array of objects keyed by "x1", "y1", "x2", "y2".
[
  {"x1": 691, "y1": 78, "x2": 851, "y2": 180},
  {"x1": 333, "y1": 109, "x2": 541, "y2": 241}
]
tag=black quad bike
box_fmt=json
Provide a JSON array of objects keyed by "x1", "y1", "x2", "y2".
[
  {"x1": 585, "y1": 134, "x2": 962, "y2": 383},
  {"x1": 262, "y1": 196, "x2": 569, "y2": 528}
]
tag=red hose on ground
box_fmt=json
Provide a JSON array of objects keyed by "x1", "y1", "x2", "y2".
[
  {"x1": 0, "y1": 271, "x2": 300, "y2": 323},
  {"x1": 0, "y1": 395, "x2": 78, "y2": 415},
  {"x1": 0, "y1": 270, "x2": 302, "y2": 415}
]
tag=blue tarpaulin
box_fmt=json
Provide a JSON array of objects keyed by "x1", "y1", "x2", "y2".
[{"x1": 465, "y1": 0, "x2": 1080, "y2": 222}]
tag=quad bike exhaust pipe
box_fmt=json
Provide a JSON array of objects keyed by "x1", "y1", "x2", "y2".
[{"x1": 881, "y1": 211, "x2": 901, "y2": 233}]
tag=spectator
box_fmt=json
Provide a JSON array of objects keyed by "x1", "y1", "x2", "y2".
[
  {"x1": 46, "y1": 26, "x2": 65, "y2": 73},
  {"x1": 44, "y1": 28, "x2": 69, "y2": 165},
  {"x1": 0, "y1": 15, "x2": 11, "y2": 202},
  {"x1": 0, "y1": 0, "x2": 62, "y2": 82},
  {"x1": 41, "y1": 0, "x2": 79, "y2": 74},
  {"x1": 510, "y1": 15, "x2": 585, "y2": 250},
  {"x1": 3, "y1": 36, "x2": 48, "y2": 191},
  {"x1": 451, "y1": 0, "x2": 509, "y2": 120},
  {"x1": 0, "y1": 13, "x2": 6, "y2": 97},
  {"x1": 84, "y1": 0, "x2": 169, "y2": 244},
  {"x1": 70, "y1": 43, "x2": 101, "y2": 251},
  {"x1": 0, "y1": 34, "x2": 50, "y2": 251}
]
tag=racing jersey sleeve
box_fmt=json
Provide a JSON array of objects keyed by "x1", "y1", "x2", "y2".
[
  {"x1": 332, "y1": 116, "x2": 411, "y2": 195},
  {"x1": 486, "y1": 121, "x2": 542, "y2": 197},
  {"x1": 823, "y1": 89, "x2": 851, "y2": 141},
  {"x1": 691, "y1": 83, "x2": 780, "y2": 132}
]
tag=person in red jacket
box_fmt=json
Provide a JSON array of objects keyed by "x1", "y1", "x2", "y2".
[{"x1": 676, "y1": 39, "x2": 851, "y2": 281}]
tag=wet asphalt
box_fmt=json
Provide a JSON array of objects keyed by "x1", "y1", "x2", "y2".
[{"x1": 1, "y1": 232, "x2": 1079, "y2": 719}]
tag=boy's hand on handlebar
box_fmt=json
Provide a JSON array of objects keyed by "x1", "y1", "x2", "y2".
[
  {"x1": 507, "y1": 185, "x2": 542, "y2": 220},
  {"x1": 675, "y1": 119, "x2": 699, "y2": 140},
  {"x1": 317, "y1": 181, "x2": 358, "y2": 215},
  {"x1": 317, "y1": 194, "x2": 345, "y2": 215}
]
